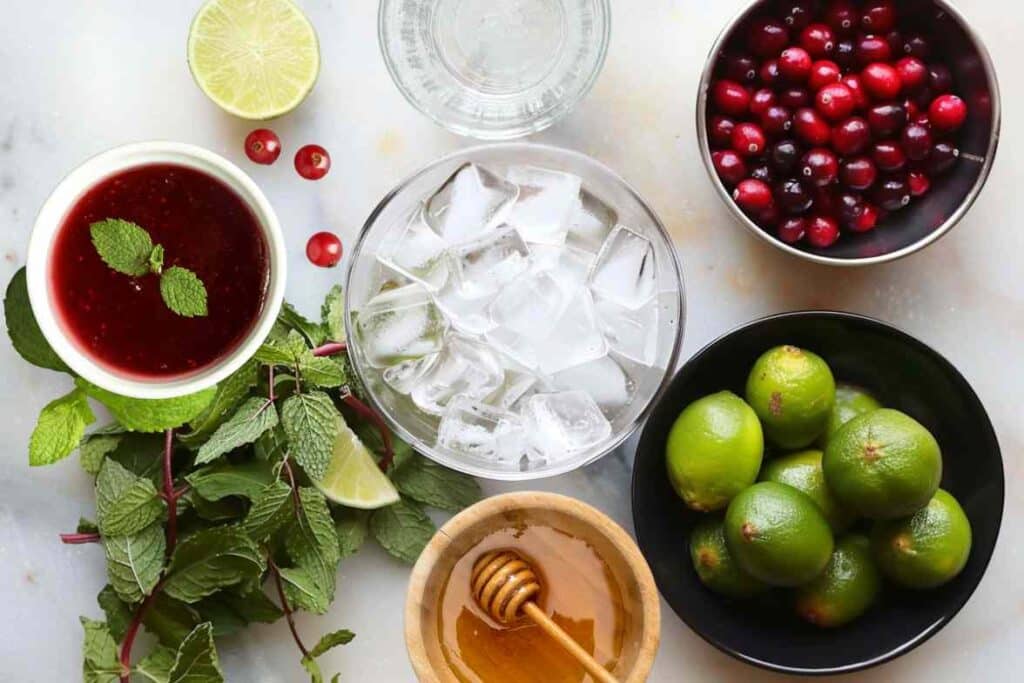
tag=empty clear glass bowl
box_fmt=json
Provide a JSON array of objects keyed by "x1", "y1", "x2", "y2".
[
  {"x1": 378, "y1": 0, "x2": 611, "y2": 140},
  {"x1": 344, "y1": 143, "x2": 685, "y2": 480}
]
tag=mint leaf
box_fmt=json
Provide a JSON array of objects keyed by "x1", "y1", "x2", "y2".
[
  {"x1": 80, "y1": 432, "x2": 123, "y2": 475},
  {"x1": 135, "y1": 646, "x2": 176, "y2": 683},
  {"x1": 195, "y1": 588, "x2": 283, "y2": 637},
  {"x1": 78, "y1": 517, "x2": 100, "y2": 534},
  {"x1": 108, "y1": 432, "x2": 165, "y2": 484},
  {"x1": 104, "y1": 522, "x2": 165, "y2": 604},
  {"x1": 179, "y1": 359, "x2": 259, "y2": 448},
  {"x1": 163, "y1": 527, "x2": 265, "y2": 603},
  {"x1": 142, "y1": 593, "x2": 201, "y2": 649},
  {"x1": 278, "y1": 566, "x2": 329, "y2": 615},
  {"x1": 279, "y1": 302, "x2": 326, "y2": 346},
  {"x1": 96, "y1": 459, "x2": 165, "y2": 536},
  {"x1": 4, "y1": 267, "x2": 69, "y2": 372},
  {"x1": 254, "y1": 425, "x2": 289, "y2": 463},
  {"x1": 284, "y1": 487, "x2": 341, "y2": 613},
  {"x1": 335, "y1": 508, "x2": 369, "y2": 559},
  {"x1": 242, "y1": 480, "x2": 293, "y2": 543},
  {"x1": 168, "y1": 623, "x2": 224, "y2": 683},
  {"x1": 29, "y1": 388, "x2": 95, "y2": 466},
  {"x1": 301, "y1": 655, "x2": 326, "y2": 683},
  {"x1": 281, "y1": 392, "x2": 339, "y2": 480},
  {"x1": 77, "y1": 378, "x2": 216, "y2": 432},
  {"x1": 255, "y1": 329, "x2": 308, "y2": 366},
  {"x1": 160, "y1": 266, "x2": 208, "y2": 318},
  {"x1": 182, "y1": 490, "x2": 245, "y2": 522},
  {"x1": 391, "y1": 453, "x2": 481, "y2": 512},
  {"x1": 195, "y1": 397, "x2": 278, "y2": 465},
  {"x1": 97, "y1": 585, "x2": 133, "y2": 641},
  {"x1": 369, "y1": 499, "x2": 435, "y2": 565},
  {"x1": 149, "y1": 244, "x2": 165, "y2": 274},
  {"x1": 185, "y1": 460, "x2": 275, "y2": 501},
  {"x1": 90, "y1": 219, "x2": 154, "y2": 277},
  {"x1": 81, "y1": 617, "x2": 122, "y2": 683},
  {"x1": 298, "y1": 354, "x2": 346, "y2": 389},
  {"x1": 320, "y1": 285, "x2": 346, "y2": 342},
  {"x1": 309, "y1": 628, "x2": 355, "y2": 657}
]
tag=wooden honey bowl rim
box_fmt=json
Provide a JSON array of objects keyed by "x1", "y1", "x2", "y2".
[{"x1": 405, "y1": 491, "x2": 661, "y2": 682}]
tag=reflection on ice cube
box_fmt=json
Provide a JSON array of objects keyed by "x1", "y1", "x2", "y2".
[
  {"x1": 484, "y1": 325, "x2": 540, "y2": 371},
  {"x1": 486, "y1": 352, "x2": 542, "y2": 410},
  {"x1": 594, "y1": 297, "x2": 659, "y2": 366},
  {"x1": 535, "y1": 289, "x2": 608, "y2": 375},
  {"x1": 436, "y1": 397, "x2": 525, "y2": 461},
  {"x1": 354, "y1": 284, "x2": 448, "y2": 368},
  {"x1": 528, "y1": 244, "x2": 595, "y2": 298},
  {"x1": 433, "y1": 280, "x2": 497, "y2": 336},
  {"x1": 552, "y1": 355, "x2": 636, "y2": 414},
  {"x1": 451, "y1": 226, "x2": 531, "y2": 298},
  {"x1": 566, "y1": 189, "x2": 618, "y2": 253},
  {"x1": 521, "y1": 390, "x2": 612, "y2": 460},
  {"x1": 588, "y1": 225, "x2": 657, "y2": 310},
  {"x1": 382, "y1": 353, "x2": 439, "y2": 394},
  {"x1": 410, "y1": 334, "x2": 504, "y2": 415},
  {"x1": 488, "y1": 271, "x2": 567, "y2": 341},
  {"x1": 424, "y1": 163, "x2": 518, "y2": 245},
  {"x1": 376, "y1": 204, "x2": 451, "y2": 291},
  {"x1": 506, "y1": 165, "x2": 582, "y2": 245}
]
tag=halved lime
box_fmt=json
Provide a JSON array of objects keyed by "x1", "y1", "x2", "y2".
[
  {"x1": 187, "y1": 0, "x2": 320, "y2": 120},
  {"x1": 314, "y1": 417, "x2": 400, "y2": 510}
]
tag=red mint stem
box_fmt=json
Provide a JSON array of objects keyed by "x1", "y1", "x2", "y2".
[
  {"x1": 342, "y1": 393, "x2": 394, "y2": 471},
  {"x1": 163, "y1": 429, "x2": 178, "y2": 553},
  {"x1": 119, "y1": 579, "x2": 163, "y2": 681},
  {"x1": 269, "y1": 557, "x2": 311, "y2": 659},
  {"x1": 312, "y1": 341, "x2": 347, "y2": 357},
  {"x1": 59, "y1": 532, "x2": 101, "y2": 545}
]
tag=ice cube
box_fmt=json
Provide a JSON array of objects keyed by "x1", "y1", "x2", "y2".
[
  {"x1": 424, "y1": 163, "x2": 518, "y2": 244},
  {"x1": 382, "y1": 353, "x2": 439, "y2": 395},
  {"x1": 566, "y1": 189, "x2": 618, "y2": 253},
  {"x1": 521, "y1": 390, "x2": 613, "y2": 459},
  {"x1": 588, "y1": 226, "x2": 657, "y2": 310},
  {"x1": 488, "y1": 271, "x2": 568, "y2": 340},
  {"x1": 486, "y1": 353, "x2": 542, "y2": 410},
  {"x1": 437, "y1": 397, "x2": 525, "y2": 461},
  {"x1": 551, "y1": 355, "x2": 636, "y2": 414},
  {"x1": 535, "y1": 289, "x2": 609, "y2": 375},
  {"x1": 354, "y1": 284, "x2": 449, "y2": 368},
  {"x1": 594, "y1": 297, "x2": 659, "y2": 366},
  {"x1": 433, "y1": 281, "x2": 497, "y2": 336},
  {"x1": 529, "y1": 244, "x2": 596, "y2": 298},
  {"x1": 451, "y1": 226, "x2": 531, "y2": 298},
  {"x1": 505, "y1": 166, "x2": 582, "y2": 245},
  {"x1": 410, "y1": 334, "x2": 504, "y2": 415},
  {"x1": 376, "y1": 204, "x2": 451, "y2": 291},
  {"x1": 484, "y1": 325, "x2": 540, "y2": 371}
]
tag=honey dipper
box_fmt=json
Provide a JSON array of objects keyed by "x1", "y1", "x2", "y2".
[{"x1": 471, "y1": 550, "x2": 620, "y2": 683}]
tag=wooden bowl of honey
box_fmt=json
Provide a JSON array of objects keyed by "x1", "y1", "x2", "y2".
[{"x1": 406, "y1": 492, "x2": 661, "y2": 683}]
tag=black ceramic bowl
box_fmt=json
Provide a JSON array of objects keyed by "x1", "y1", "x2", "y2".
[{"x1": 631, "y1": 311, "x2": 1003, "y2": 675}]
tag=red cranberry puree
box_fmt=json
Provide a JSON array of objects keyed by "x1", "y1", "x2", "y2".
[{"x1": 51, "y1": 164, "x2": 269, "y2": 378}]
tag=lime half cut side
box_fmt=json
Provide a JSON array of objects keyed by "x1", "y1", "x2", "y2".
[
  {"x1": 187, "y1": 0, "x2": 320, "y2": 120},
  {"x1": 314, "y1": 416, "x2": 400, "y2": 510}
]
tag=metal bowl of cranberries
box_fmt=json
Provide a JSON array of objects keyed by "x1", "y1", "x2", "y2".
[{"x1": 698, "y1": 0, "x2": 1000, "y2": 265}]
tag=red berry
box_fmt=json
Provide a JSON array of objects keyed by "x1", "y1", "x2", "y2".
[
  {"x1": 793, "y1": 107, "x2": 831, "y2": 145},
  {"x1": 295, "y1": 144, "x2": 331, "y2": 180},
  {"x1": 901, "y1": 123, "x2": 933, "y2": 161},
  {"x1": 833, "y1": 116, "x2": 871, "y2": 155},
  {"x1": 806, "y1": 215, "x2": 840, "y2": 247},
  {"x1": 841, "y1": 74, "x2": 869, "y2": 109},
  {"x1": 861, "y1": 63, "x2": 903, "y2": 100},
  {"x1": 778, "y1": 216, "x2": 808, "y2": 243},
  {"x1": 244, "y1": 128, "x2": 282, "y2": 165},
  {"x1": 834, "y1": 39, "x2": 857, "y2": 69},
  {"x1": 800, "y1": 147, "x2": 839, "y2": 187},
  {"x1": 928, "y1": 64, "x2": 953, "y2": 93},
  {"x1": 926, "y1": 142, "x2": 960, "y2": 175},
  {"x1": 761, "y1": 106, "x2": 795, "y2": 137},
  {"x1": 896, "y1": 57, "x2": 928, "y2": 91},
  {"x1": 779, "y1": 47, "x2": 813, "y2": 82},
  {"x1": 748, "y1": 18, "x2": 790, "y2": 57},
  {"x1": 816, "y1": 83, "x2": 856, "y2": 121},
  {"x1": 837, "y1": 192, "x2": 867, "y2": 229},
  {"x1": 929, "y1": 94, "x2": 968, "y2": 132},
  {"x1": 855, "y1": 34, "x2": 892, "y2": 65},
  {"x1": 760, "y1": 59, "x2": 783, "y2": 87},
  {"x1": 779, "y1": 87, "x2": 811, "y2": 109},
  {"x1": 708, "y1": 115, "x2": 735, "y2": 148},
  {"x1": 779, "y1": 0, "x2": 814, "y2": 31},
  {"x1": 908, "y1": 170, "x2": 931, "y2": 197},
  {"x1": 712, "y1": 80, "x2": 751, "y2": 116},
  {"x1": 861, "y1": 0, "x2": 896, "y2": 34},
  {"x1": 824, "y1": 1, "x2": 860, "y2": 36},
  {"x1": 733, "y1": 178, "x2": 774, "y2": 212},
  {"x1": 712, "y1": 150, "x2": 747, "y2": 186},
  {"x1": 867, "y1": 102, "x2": 907, "y2": 137},
  {"x1": 722, "y1": 53, "x2": 759, "y2": 84},
  {"x1": 850, "y1": 202, "x2": 880, "y2": 232},
  {"x1": 903, "y1": 34, "x2": 931, "y2": 59},
  {"x1": 813, "y1": 185, "x2": 841, "y2": 215},
  {"x1": 749, "y1": 88, "x2": 777, "y2": 116},
  {"x1": 770, "y1": 139, "x2": 803, "y2": 173},
  {"x1": 873, "y1": 141, "x2": 907, "y2": 172},
  {"x1": 840, "y1": 156, "x2": 878, "y2": 190},
  {"x1": 731, "y1": 122, "x2": 767, "y2": 157},
  {"x1": 306, "y1": 231, "x2": 343, "y2": 267},
  {"x1": 750, "y1": 162, "x2": 776, "y2": 185},
  {"x1": 808, "y1": 60, "x2": 842, "y2": 91},
  {"x1": 800, "y1": 23, "x2": 836, "y2": 58},
  {"x1": 775, "y1": 178, "x2": 814, "y2": 214},
  {"x1": 873, "y1": 176, "x2": 911, "y2": 211}
]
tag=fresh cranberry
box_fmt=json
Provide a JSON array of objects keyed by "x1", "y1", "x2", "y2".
[
  {"x1": 861, "y1": 0, "x2": 896, "y2": 34},
  {"x1": 824, "y1": 1, "x2": 860, "y2": 35},
  {"x1": 800, "y1": 147, "x2": 839, "y2": 186},
  {"x1": 775, "y1": 178, "x2": 814, "y2": 214},
  {"x1": 770, "y1": 139, "x2": 803, "y2": 173},
  {"x1": 840, "y1": 156, "x2": 878, "y2": 190},
  {"x1": 841, "y1": 74, "x2": 869, "y2": 109},
  {"x1": 244, "y1": 128, "x2": 282, "y2": 165},
  {"x1": 816, "y1": 83, "x2": 856, "y2": 121},
  {"x1": 873, "y1": 176, "x2": 911, "y2": 211},
  {"x1": 778, "y1": 0, "x2": 814, "y2": 31},
  {"x1": 761, "y1": 106, "x2": 794, "y2": 137},
  {"x1": 806, "y1": 215, "x2": 840, "y2": 247},
  {"x1": 903, "y1": 97, "x2": 921, "y2": 121},
  {"x1": 885, "y1": 30, "x2": 904, "y2": 55},
  {"x1": 779, "y1": 87, "x2": 811, "y2": 109},
  {"x1": 813, "y1": 185, "x2": 841, "y2": 215},
  {"x1": 929, "y1": 94, "x2": 968, "y2": 132},
  {"x1": 837, "y1": 192, "x2": 867, "y2": 229},
  {"x1": 832, "y1": 116, "x2": 871, "y2": 155},
  {"x1": 750, "y1": 88, "x2": 777, "y2": 116},
  {"x1": 760, "y1": 59, "x2": 783, "y2": 86},
  {"x1": 793, "y1": 107, "x2": 831, "y2": 145},
  {"x1": 873, "y1": 141, "x2": 907, "y2": 172},
  {"x1": 750, "y1": 163, "x2": 774, "y2": 184},
  {"x1": 928, "y1": 63, "x2": 953, "y2": 93},
  {"x1": 748, "y1": 17, "x2": 790, "y2": 57},
  {"x1": 778, "y1": 216, "x2": 807, "y2": 243},
  {"x1": 926, "y1": 142, "x2": 960, "y2": 175},
  {"x1": 856, "y1": 35, "x2": 892, "y2": 65},
  {"x1": 895, "y1": 57, "x2": 928, "y2": 91},
  {"x1": 902, "y1": 33, "x2": 931, "y2": 59},
  {"x1": 712, "y1": 80, "x2": 751, "y2": 116},
  {"x1": 306, "y1": 231, "x2": 343, "y2": 267},
  {"x1": 779, "y1": 47, "x2": 813, "y2": 82},
  {"x1": 901, "y1": 123, "x2": 933, "y2": 161},
  {"x1": 712, "y1": 150, "x2": 747, "y2": 185},
  {"x1": 808, "y1": 60, "x2": 842, "y2": 91},
  {"x1": 732, "y1": 122, "x2": 767, "y2": 156},
  {"x1": 722, "y1": 53, "x2": 759, "y2": 84},
  {"x1": 757, "y1": 202, "x2": 782, "y2": 227},
  {"x1": 733, "y1": 178, "x2": 774, "y2": 212},
  {"x1": 708, "y1": 115, "x2": 736, "y2": 148},
  {"x1": 861, "y1": 63, "x2": 903, "y2": 100},
  {"x1": 867, "y1": 102, "x2": 907, "y2": 137},
  {"x1": 849, "y1": 202, "x2": 880, "y2": 232},
  {"x1": 834, "y1": 39, "x2": 856, "y2": 69},
  {"x1": 908, "y1": 170, "x2": 931, "y2": 197},
  {"x1": 295, "y1": 144, "x2": 331, "y2": 180},
  {"x1": 801, "y1": 23, "x2": 836, "y2": 57}
]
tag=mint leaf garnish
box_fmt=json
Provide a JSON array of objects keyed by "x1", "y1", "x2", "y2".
[
  {"x1": 29, "y1": 388, "x2": 95, "y2": 466},
  {"x1": 96, "y1": 459, "x2": 165, "y2": 536},
  {"x1": 90, "y1": 219, "x2": 154, "y2": 277},
  {"x1": 149, "y1": 244, "x2": 165, "y2": 274},
  {"x1": 390, "y1": 452, "x2": 482, "y2": 512},
  {"x1": 104, "y1": 522, "x2": 166, "y2": 604},
  {"x1": 369, "y1": 498, "x2": 436, "y2": 565},
  {"x1": 162, "y1": 527, "x2": 264, "y2": 604},
  {"x1": 160, "y1": 266, "x2": 208, "y2": 318},
  {"x1": 320, "y1": 285, "x2": 346, "y2": 342},
  {"x1": 281, "y1": 392, "x2": 339, "y2": 480},
  {"x1": 76, "y1": 378, "x2": 216, "y2": 432},
  {"x1": 194, "y1": 397, "x2": 278, "y2": 465},
  {"x1": 336, "y1": 508, "x2": 369, "y2": 559},
  {"x1": 4, "y1": 267, "x2": 70, "y2": 373},
  {"x1": 168, "y1": 623, "x2": 225, "y2": 683},
  {"x1": 134, "y1": 646, "x2": 176, "y2": 683},
  {"x1": 81, "y1": 617, "x2": 122, "y2": 683},
  {"x1": 185, "y1": 460, "x2": 276, "y2": 501}
]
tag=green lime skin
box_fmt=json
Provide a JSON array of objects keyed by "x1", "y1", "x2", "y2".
[
  {"x1": 795, "y1": 534, "x2": 881, "y2": 628},
  {"x1": 823, "y1": 409, "x2": 942, "y2": 520},
  {"x1": 689, "y1": 518, "x2": 769, "y2": 598},
  {"x1": 666, "y1": 391, "x2": 764, "y2": 512},
  {"x1": 760, "y1": 450, "x2": 857, "y2": 533},
  {"x1": 872, "y1": 489, "x2": 973, "y2": 589},
  {"x1": 818, "y1": 384, "x2": 883, "y2": 449},
  {"x1": 724, "y1": 482, "x2": 834, "y2": 587},
  {"x1": 745, "y1": 346, "x2": 836, "y2": 450}
]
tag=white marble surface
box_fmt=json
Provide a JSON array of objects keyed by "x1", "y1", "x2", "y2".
[{"x1": 0, "y1": 1, "x2": 1020, "y2": 681}]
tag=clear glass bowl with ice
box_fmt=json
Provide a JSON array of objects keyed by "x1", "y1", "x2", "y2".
[{"x1": 345, "y1": 144, "x2": 685, "y2": 480}]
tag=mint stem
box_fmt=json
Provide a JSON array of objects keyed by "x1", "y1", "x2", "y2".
[
  {"x1": 119, "y1": 579, "x2": 164, "y2": 682},
  {"x1": 268, "y1": 556, "x2": 311, "y2": 659},
  {"x1": 312, "y1": 341, "x2": 346, "y2": 357},
  {"x1": 162, "y1": 429, "x2": 178, "y2": 552},
  {"x1": 341, "y1": 393, "x2": 394, "y2": 472},
  {"x1": 59, "y1": 532, "x2": 101, "y2": 544}
]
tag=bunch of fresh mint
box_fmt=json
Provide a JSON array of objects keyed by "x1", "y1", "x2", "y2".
[{"x1": 4, "y1": 267, "x2": 481, "y2": 682}]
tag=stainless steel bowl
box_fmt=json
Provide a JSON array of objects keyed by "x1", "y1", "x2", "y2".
[{"x1": 697, "y1": 0, "x2": 1001, "y2": 266}]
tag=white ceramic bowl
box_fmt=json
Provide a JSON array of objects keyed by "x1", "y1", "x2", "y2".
[{"x1": 27, "y1": 141, "x2": 286, "y2": 399}]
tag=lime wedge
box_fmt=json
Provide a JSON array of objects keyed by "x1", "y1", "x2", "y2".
[
  {"x1": 187, "y1": 0, "x2": 320, "y2": 120},
  {"x1": 313, "y1": 416, "x2": 400, "y2": 510}
]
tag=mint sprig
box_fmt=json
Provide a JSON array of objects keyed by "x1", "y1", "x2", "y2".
[{"x1": 89, "y1": 219, "x2": 208, "y2": 317}]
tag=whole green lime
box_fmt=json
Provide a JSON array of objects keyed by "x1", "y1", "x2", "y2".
[
  {"x1": 872, "y1": 489, "x2": 972, "y2": 589},
  {"x1": 823, "y1": 409, "x2": 942, "y2": 519},
  {"x1": 745, "y1": 345, "x2": 836, "y2": 450},
  {"x1": 760, "y1": 449, "x2": 857, "y2": 533},
  {"x1": 795, "y1": 534, "x2": 881, "y2": 628},
  {"x1": 689, "y1": 518, "x2": 768, "y2": 598},
  {"x1": 666, "y1": 391, "x2": 764, "y2": 512},
  {"x1": 724, "y1": 482, "x2": 834, "y2": 586},
  {"x1": 818, "y1": 384, "x2": 883, "y2": 448}
]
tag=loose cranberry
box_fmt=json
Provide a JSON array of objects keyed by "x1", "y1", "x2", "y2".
[
  {"x1": 806, "y1": 215, "x2": 840, "y2": 247},
  {"x1": 841, "y1": 74, "x2": 869, "y2": 109},
  {"x1": 779, "y1": 87, "x2": 811, "y2": 109},
  {"x1": 775, "y1": 178, "x2": 814, "y2": 214},
  {"x1": 901, "y1": 123, "x2": 933, "y2": 161},
  {"x1": 928, "y1": 64, "x2": 953, "y2": 93},
  {"x1": 770, "y1": 139, "x2": 802, "y2": 173},
  {"x1": 800, "y1": 147, "x2": 839, "y2": 187},
  {"x1": 722, "y1": 53, "x2": 759, "y2": 84},
  {"x1": 733, "y1": 178, "x2": 774, "y2": 212},
  {"x1": 244, "y1": 128, "x2": 282, "y2": 165},
  {"x1": 834, "y1": 39, "x2": 857, "y2": 69},
  {"x1": 779, "y1": 47, "x2": 813, "y2": 83},
  {"x1": 760, "y1": 59, "x2": 783, "y2": 87},
  {"x1": 867, "y1": 102, "x2": 907, "y2": 137},
  {"x1": 808, "y1": 60, "x2": 842, "y2": 91},
  {"x1": 849, "y1": 202, "x2": 880, "y2": 232},
  {"x1": 778, "y1": 216, "x2": 807, "y2": 243},
  {"x1": 873, "y1": 141, "x2": 907, "y2": 172},
  {"x1": 902, "y1": 34, "x2": 931, "y2": 59},
  {"x1": 750, "y1": 88, "x2": 777, "y2": 116},
  {"x1": 856, "y1": 35, "x2": 892, "y2": 65},
  {"x1": 732, "y1": 122, "x2": 767, "y2": 156},
  {"x1": 824, "y1": 1, "x2": 860, "y2": 35},
  {"x1": 306, "y1": 231, "x2": 343, "y2": 267},
  {"x1": 929, "y1": 94, "x2": 968, "y2": 132},
  {"x1": 840, "y1": 156, "x2": 878, "y2": 190},
  {"x1": 837, "y1": 192, "x2": 867, "y2": 229},
  {"x1": 712, "y1": 150, "x2": 747, "y2": 185},
  {"x1": 816, "y1": 83, "x2": 856, "y2": 121},
  {"x1": 801, "y1": 23, "x2": 836, "y2": 57},
  {"x1": 861, "y1": 0, "x2": 896, "y2": 34},
  {"x1": 926, "y1": 142, "x2": 960, "y2": 175},
  {"x1": 708, "y1": 115, "x2": 736, "y2": 148},
  {"x1": 778, "y1": 0, "x2": 814, "y2": 31},
  {"x1": 748, "y1": 18, "x2": 790, "y2": 57},
  {"x1": 761, "y1": 105, "x2": 795, "y2": 137},
  {"x1": 712, "y1": 80, "x2": 751, "y2": 116},
  {"x1": 908, "y1": 170, "x2": 931, "y2": 197},
  {"x1": 295, "y1": 144, "x2": 331, "y2": 180},
  {"x1": 895, "y1": 57, "x2": 928, "y2": 91},
  {"x1": 873, "y1": 176, "x2": 911, "y2": 211},
  {"x1": 861, "y1": 63, "x2": 903, "y2": 100},
  {"x1": 793, "y1": 107, "x2": 831, "y2": 145},
  {"x1": 833, "y1": 116, "x2": 871, "y2": 155}
]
